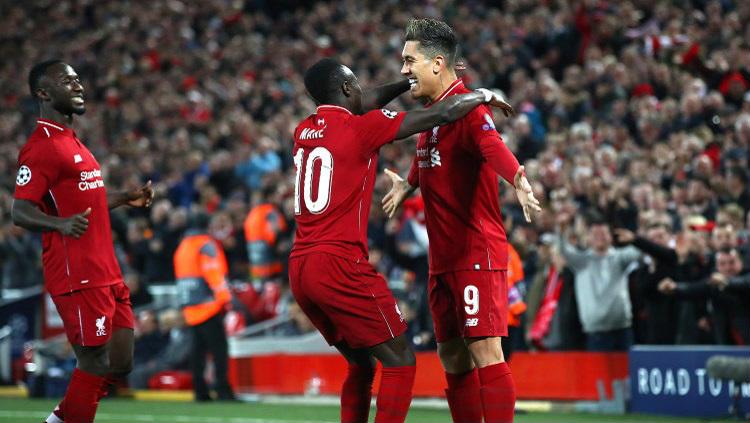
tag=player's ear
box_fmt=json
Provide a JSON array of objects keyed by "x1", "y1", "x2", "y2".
[
  {"x1": 341, "y1": 80, "x2": 352, "y2": 98},
  {"x1": 433, "y1": 55, "x2": 445, "y2": 74},
  {"x1": 35, "y1": 88, "x2": 51, "y2": 102}
]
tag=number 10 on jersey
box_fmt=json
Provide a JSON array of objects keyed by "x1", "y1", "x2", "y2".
[{"x1": 294, "y1": 147, "x2": 334, "y2": 215}]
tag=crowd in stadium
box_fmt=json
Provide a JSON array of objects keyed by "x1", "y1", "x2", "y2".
[{"x1": 2, "y1": 0, "x2": 750, "y2": 371}]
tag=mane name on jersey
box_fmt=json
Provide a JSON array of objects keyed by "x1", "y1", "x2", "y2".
[{"x1": 300, "y1": 127, "x2": 325, "y2": 140}]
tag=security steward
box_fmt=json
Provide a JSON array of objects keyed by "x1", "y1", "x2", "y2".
[{"x1": 174, "y1": 213, "x2": 235, "y2": 401}]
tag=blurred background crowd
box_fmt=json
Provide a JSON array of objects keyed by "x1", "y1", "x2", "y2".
[{"x1": 1, "y1": 0, "x2": 750, "y2": 381}]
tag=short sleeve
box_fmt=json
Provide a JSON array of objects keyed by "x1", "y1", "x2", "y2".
[
  {"x1": 13, "y1": 144, "x2": 61, "y2": 205},
  {"x1": 351, "y1": 109, "x2": 407, "y2": 154}
]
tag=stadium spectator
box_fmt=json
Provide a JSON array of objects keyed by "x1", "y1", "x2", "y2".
[
  {"x1": 525, "y1": 235, "x2": 584, "y2": 351},
  {"x1": 128, "y1": 309, "x2": 193, "y2": 389},
  {"x1": 556, "y1": 212, "x2": 641, "y2": 351},
  {"x1": 659, "y1": 247, "x2": 750, "y2": 345}
]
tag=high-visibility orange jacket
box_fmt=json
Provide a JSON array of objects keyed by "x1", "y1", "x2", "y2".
[
  {"x1": 507, "y1": 244, "x2": 527, "y2": 327},
  {"x1": 244, "y1": 203, "x2": 287, "y2": 279},
  {"x1": 174, "y1": 233, "x2": 232, "y2": 326}
]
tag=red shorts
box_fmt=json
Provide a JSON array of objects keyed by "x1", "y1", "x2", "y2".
[
  {"x1": 289, "y1": 253, "x2": 407, "y2": 349},
  {"x1": 429, "y1": 270, "x2": 508, "y2": 343},
  {"x1": 52, "y1": 281, "x2": 134, "y2": 347}
]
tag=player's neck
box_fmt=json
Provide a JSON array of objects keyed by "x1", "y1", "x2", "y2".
[
  {"x1": 428, "y1": 71, "x2": 459, "y2": 102},
  {"x1": 39, "y1": 105, "x2": 73, "y2": 127}
]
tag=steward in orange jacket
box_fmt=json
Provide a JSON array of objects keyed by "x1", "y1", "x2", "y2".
[
  {"x1": 174, "y1": 219, "x2": 235, "y2": 401},
  {"x1": 244, "y1": 202, "x2": 287, "y2": 281}
]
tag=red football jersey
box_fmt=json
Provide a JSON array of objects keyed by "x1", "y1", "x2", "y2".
[
  {"x1": 407, "y1": 79, "x2": 519, "y2": 274},
  {"x1": 14, "y1": 119, "x2": 122, "y2": 296},
  {"x1": 290, "y1": 105, "x2": 406, "y2": 261}
]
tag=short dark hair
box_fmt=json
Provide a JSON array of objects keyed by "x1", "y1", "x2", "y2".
[
  {"x1": 727, "y1": 167, "x2": 748, "y2": 184},
  {"x1": 304, "y1": 58, "x2": 349, "y2": 105},
  {"x1": 404, "y1": 18, "x2": 458, "y2": 65},
  {"x1": 28, "y1": 59, "x2": 65, "y2": 98},
  {"x1": 586, "y1": 210, "x2": 608, "y2": 226}
]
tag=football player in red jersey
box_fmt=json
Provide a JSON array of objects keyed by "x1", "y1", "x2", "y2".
[
  {"x1": 290, "y1": 58, "x2": 512, "y2": 423},
  {"x1": 383, "y1": 19, "x2": 541, "y2": 423},
  {"x1": 12, "y1": 60, "x2": 153, "y2": 423}
]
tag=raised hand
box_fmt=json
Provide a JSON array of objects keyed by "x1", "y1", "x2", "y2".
[
  {"x1": 382, "y1": 169, "x2": 412, "y2": 219},
  {"x1": 59, "y1": 207, "x2": 91, "y2": 238},
  {"x1": 613, "y1": 228, "x2": 635, "y2": 244},
  {"x1": 513, "y1": 166, "x2": 542, "y2": 223}
]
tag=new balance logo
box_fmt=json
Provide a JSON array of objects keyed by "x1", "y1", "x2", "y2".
[
  {"x1": 465, "y1": 318, "x2": 479, "y2": 327},
  {"x1": 96, "y1": 316, "x2": 106, "y2": 337},
  {"x1": 74, "y1": 154, "x2": 82, "y2": 163},
  {"x1": 300, "y1": 127, "x2": 325, "y2": 140}
]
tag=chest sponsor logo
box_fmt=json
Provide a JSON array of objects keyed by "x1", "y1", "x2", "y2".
[
  {"x1": 416, "y1": 147, "x2": 441, "y2": 168},
  {"x1": 16, "y1": 165, "x2": 32, "y2": 186},
  {"x1": 79, "y1": 169, "x2": 104, "y2": 191},
  {"x1": 300, "y1": 127, "x2": 325, "y2": 140}
]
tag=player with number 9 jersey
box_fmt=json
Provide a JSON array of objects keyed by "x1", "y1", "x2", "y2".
[{"x1": 288, "y1": 58, "x2": 504, "y2": 423}]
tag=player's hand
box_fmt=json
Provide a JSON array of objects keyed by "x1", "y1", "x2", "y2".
[
  {"x1": 513, "y1": 166, "x2": 541, "y2": 223},
  {"x1": 382, "y1": 169, "x2": 411, "y2": 219},
  {"x1": 475, "y1": 88, "x2": 515, "y2": 117},
  {"x1": 58, "y1": 208, "x2": 91, "y2": 238},
  {"x1": 126, "y1": 180, "x2": 154, "y2": 208},
  {"x1": 613, "y1": 228, "x2": 635, "y2": 244}
]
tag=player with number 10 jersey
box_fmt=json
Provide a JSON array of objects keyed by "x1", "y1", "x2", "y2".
[{"x1": 288, "y1": 58, "x2": 507, "y2": 423}]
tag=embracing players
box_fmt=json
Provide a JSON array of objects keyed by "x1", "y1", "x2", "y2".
[
  {"x1": 12, "y1": 60, "x2": 153, "y2": 423},
  {"x1": 290, "y1": 58, "x2": 512, "y2": 423},
  {"x1": 383, "y1": 19, "x2": 541, "y2": 423}
]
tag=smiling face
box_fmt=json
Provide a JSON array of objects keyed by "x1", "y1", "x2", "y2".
[
  {"x1": 38, "y1": 63, "x2": 85, "y2": 116},
  {"x1": 401, "y1": 40, "x2": 443, "y2": 100}
]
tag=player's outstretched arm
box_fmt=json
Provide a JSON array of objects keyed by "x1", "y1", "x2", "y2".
[
  {"x1": 11, "y1": 199, "x2": 91, "y2": 238},
  {"x1": 395, "y1": 90, "x2": 491, "y2": 139},
  {"x1": 513, "y1": 167, "x2": 542, "y2": 223},
  {"x1": 382, "y1": 169, "x2": 417, "y2": 219},
  {"x1": 108, "y1": 180, "x2": 154, "y2": 209},
  {"x1": 361, "y1": 80, "x2": 411, "y2": 111}
]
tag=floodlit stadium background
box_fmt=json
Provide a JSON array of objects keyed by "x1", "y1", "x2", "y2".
[{"x1": 1, "y1": 0, "x2": 750, "y2": 421}]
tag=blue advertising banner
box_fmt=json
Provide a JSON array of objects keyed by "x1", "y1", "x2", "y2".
[{"x1": 630, "y1": 345, "x2": 750, "y2": 418}]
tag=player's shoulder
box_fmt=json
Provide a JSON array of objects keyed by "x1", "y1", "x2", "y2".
[
  {"x1": 20, "y1": 126, "x2": 58, "y2": 157},
  {"x1": 466, "y1": 103, "x2": 496, "y2": 130},
  {"x1": 353, "y1": 108, "x2": 401, "y2": 124}
]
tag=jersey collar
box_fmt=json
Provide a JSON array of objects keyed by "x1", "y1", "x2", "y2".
[
  {"x1": 429, "y1": 78, "x2": 465, "y2": 105},
  {"x1": 36, "y1": 118, "x2": 75, "y2": 137},
  {"x1": 316, "y1": 105, "x2": 353, "y2": 115}
]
